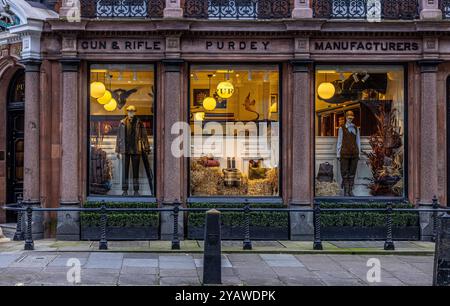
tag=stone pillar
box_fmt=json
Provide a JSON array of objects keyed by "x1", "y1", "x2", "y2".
[
  {"x1": 56, "y1": 59, "x2": 81, "y2": 241},
  {"x1": 292, "y1": 0, "x2": 313, "y2": 18},
  {"x1": 164, "y1": 0, "x2": 183, "y2": 18},
  {"x1": 290, "y1": 60, "x2": 314, "y2": 240},
  {"x1": 418, "y1": 60, "x2": 442, "y2": 241},
  {"x1": 22, "y1": 60, "x2": 44, "y2": 239},
  {"x1": 160, "y1": 59, "x2": 184, "y2": 240},
  {"x1": 420, "y1": 0, "x2": 442, "y2": 20}
]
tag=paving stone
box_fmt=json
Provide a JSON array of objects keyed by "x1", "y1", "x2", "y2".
[
  {"x1": 242, "y1": 278, "x2": 284, "y2": 286},
  {"x1": 121, "y1": 266, "x2": 158, "y2": 274},
  {"x1": 118, "y1": 273, "x2": 158, "y2": 286},
  {"x1": 278, "y1": 276, "x2": 324, "y2": 286},
  {"x1": 227, "y1": 254, "x2": 265, "y2": 262},
  {"x1": 78, "y1": 268, "x2": 120, "y2": 285},
  {"x1": 221, "y1": 276, "x2": 244, "y2": 286},
  {"x1": 85, "y1": 253, "x2": 123, "y2": 269},
  {"x1": 0, "y1": 254, "x2": 22, "y2": 268},
  {"x1": 48, "y1": 256, "x2": 87, "y2": 267},
  {"x1": 194, "y1": 256, "x2": 232, "y2": 268},
  {"x1": 122, "y1": 258, "x2": 158, "y2": 268},
  {"x1": 123, "y1": 253, "x2": 159, "y2": 259},
  {"x1": 9, "y1": 255, "x2": 57, "y2": 268},
  {"x1": 159, "y1": 276, "x2": 201, "y2": 286},
  {"x1": 159, "y1": 269, "x2": 199, "y2": 277},
  {"x1": 55, "y1": 252, "x2": 91, "y2": 258},
  {"x1": 159, "y1": 261, "x2": 196, "y2": 269},
  {"x1": 0, "y1": 268, "x2": 42, "y2": 285},
  {"x1": 271, "y1": 267, "x2": 317, "y2": 278},
  {"x1": 159, "y1": 255, "x2": 194, "y2": 262}
]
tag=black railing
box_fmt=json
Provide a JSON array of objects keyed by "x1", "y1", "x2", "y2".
[
  {"x1": 80, "y1": 0, "x2": 165, "y2": 18},
  {"x1": 183, "y1": 0, "x2": 292, "y2": 19},
  {"x1": 4, "y1": 198, "x2": 450, "y2": 252},
  {"x1": 440, "y1": 0, "x2": 450, "y2": 19},
  {"x1": 312, "y1": 0, "x2": 419, "y2": 20}
]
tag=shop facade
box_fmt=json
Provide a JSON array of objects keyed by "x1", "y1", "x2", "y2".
[{"x1": 1, "y1": 0, "x2": 450, "y2": 241}]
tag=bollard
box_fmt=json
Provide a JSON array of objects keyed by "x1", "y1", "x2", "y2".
[
  {"x1": 24, "y1": 206, "x2": 34, "y2": 251},
  {"x1": 203, "y1": 209, "x2": 221, "y2": 285},
  {"x1": 384, "y1": 202, "x2": 395, "y2": 251},
  {"x1": 432, "y1": 196, "x2": 439, "y2": 242},
  {"x1": 13, "y1": 196, "x2": 24, "y2": 241},
  {"x1": 313, "y1": 202, "x2": 323, "y2": 250},
  {"x1": 433, "y1": 213, "x2": 450, "y2": 286},
  {"x1": 99, "y1": 205, "x2": 108, "y2": 250}
]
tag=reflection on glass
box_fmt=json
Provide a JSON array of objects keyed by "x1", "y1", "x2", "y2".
[
  {"x1": 89, "y1": 64, "x2": 155, "y2": 196},
  {"x1": 315, "y1": 65, "x2": 405, "y2": 197},
  {"x1": 189, "y1": 65, "x2": 280, "y2": 197}
]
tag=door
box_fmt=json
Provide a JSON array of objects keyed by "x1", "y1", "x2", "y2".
[{"x1": 6, "y1": 70, "x2": 25, "y2": 223}]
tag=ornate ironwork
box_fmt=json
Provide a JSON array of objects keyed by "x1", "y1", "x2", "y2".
[
  {"x1": 80, "y1": 0, "x2": 164, "y2": 18},
  {"x1": 313, "y1": 0, "x2": 419, "y2": 20},
  {"x1": 184, "y1": 0, "x2": 291, "y2": 19},
  {"x1": 441, "y1": 0, "x2": 450, "y2": 19}
]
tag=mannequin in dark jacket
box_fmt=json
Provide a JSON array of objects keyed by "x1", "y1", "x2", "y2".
[
  {"x1": 115, "y1": 105, "x2": 153, "y2": 196},
  {"x1": 337, "y1": 111, "x2": 361, "y2": 196}
]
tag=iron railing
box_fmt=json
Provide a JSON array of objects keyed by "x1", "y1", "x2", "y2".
[
  {"x1": 312, "y1": 0, "x2": 419, "y2": 20},
  {"x1": 183, "y1": 0, "x2": 292, "y2": 19},
  {"x1": 3, "y1": 197, "x2": 450, "y2": 252},
  {"x1": 440, "y1": 0, "x2": 450, "y2": 19},
  {"x1": 80, "y1": 0, "x2": 165, "y2": 18}
]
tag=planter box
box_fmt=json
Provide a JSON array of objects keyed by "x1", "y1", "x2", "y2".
[
  {"x1": 321, "y1": 226, "x2": 420, "y2": 241},
  {"x1": 187, "y1": 225, "x2": 288, "y2": 240},
  {"x1": 81, "y1": 226, "x2": 159, "y2": 240}
]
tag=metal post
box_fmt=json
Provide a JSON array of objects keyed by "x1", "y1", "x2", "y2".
[
  {"x1": 433, "y1": 213, "x2": 450, "y2": 286},
  {"x1": 24, "y1": 206, "x2": 34, "y2": 250},
  {"x1": 384, "y1": 202, "x2": 395, "y2": 250},
  {"x1": 243, "y1": 203, "x2": 252, "y2": 250},
  {"x1": 313, "y1": 202, "x2": 323, "y2": 250},
  {"x1": 172, "y1": 200, "x2": 181, "y2": 250},
  {"x1": 13, "y1": 196, "x2": 24, "y2": 241},
  {"x1": 203, "y1": 209, "x2": 221, "y2": 285},
  {"x1": 99, "y1": 205, "x2": 108, "y2": 250},
  {"x1": 432, "y1": 195, "x2": 439, "y2": 242}
]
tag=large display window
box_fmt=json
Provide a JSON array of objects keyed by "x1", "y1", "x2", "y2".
[
  {"x1": 189, "y1": 64, "x2": 280, "y2": 197},
  {"x1": 89, "y1": 64, "x2": 155, "y2": 197},
  {"x1": 315, "y1": 65, "x2": 405, "y2": 198}
]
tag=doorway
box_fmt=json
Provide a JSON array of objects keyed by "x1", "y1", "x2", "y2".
[{"x1": 6, "y1": 70, "x2": 25, "y2": 222}]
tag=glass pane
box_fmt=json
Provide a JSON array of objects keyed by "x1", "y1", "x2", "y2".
[
  {"x1": 315, "y1": 65, "x2": 405, "y2": 197},
  {"x1": 189, "y1": 64, "x2": 280, "y2": 197},
  {"x1": 89, "y1": 64, "x2": 155, "y2": 196},
  {"x1": 11, "y1": 73, "x2": 25, "y2": 102},
  {"x1": 15, "y1": 140, "x2": 24, "y2": 181}
]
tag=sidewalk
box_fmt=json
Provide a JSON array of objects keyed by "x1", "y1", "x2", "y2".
[
  {"x1": 0, "y1": 239, "x2": 436, "y2": 255},
  {"x1": 0, "y1": 251, "x2": 434, "y2": 286}
]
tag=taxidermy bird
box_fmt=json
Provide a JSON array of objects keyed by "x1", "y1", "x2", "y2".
[
  {"x1": 243, "y1": 92, "x2": 259, "y2": 120},
  {"x1": 112, "y1": 88, "x2": 138, "y2": 110}
]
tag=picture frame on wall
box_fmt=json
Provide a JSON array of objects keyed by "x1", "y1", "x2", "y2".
[
  {"x1": 193, "y1": 88, "x2": 210, "y2": 107},
  {"x1": 270, "y1": 94, "x2": 278, "y2": 113}
]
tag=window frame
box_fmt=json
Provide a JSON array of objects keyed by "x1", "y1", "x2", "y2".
[
  {"x1": 86, "y1": 62, "x2": 158, "y2": 202},
  {"x1": 313, "y1": 62, "x2": 409, "y2": 203},
  {"x1": 187, "y1": 62, "x2": 283, "y2": 203}
]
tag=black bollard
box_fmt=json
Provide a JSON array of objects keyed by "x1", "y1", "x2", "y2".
[
  {"x1": 203, "y1": 209, "x2": 221, "y2": 285},
  {"x1": 433, "y1": 213, "x2": 450, "y2": 286}
]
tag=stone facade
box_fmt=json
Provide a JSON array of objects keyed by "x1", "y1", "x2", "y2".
[{"x1": 0, "y1": 0, "x2": 449, "y2": 240}]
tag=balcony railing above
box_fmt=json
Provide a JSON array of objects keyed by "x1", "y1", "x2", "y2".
[
  {"x1": 440, "y1": 0, "x2": 450, "y2": 19},
  {"x1": 183, "y1": 0, "x2": 292, "y2": 19},
  {"x1": 312, "y1": 0, "x2": 419, "y2": 20},
  {"x1": 80, "y1": 0, "x2": 165, "y2": 18}
]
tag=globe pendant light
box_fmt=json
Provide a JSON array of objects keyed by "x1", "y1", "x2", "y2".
[
  {"x1": 90, "y1": 81, "x2": 106, "y2": 99},
  {"x1": 202, "y1": 74, "x2": 216, "y2": 111},
  {"x1": 318, "y1": 73, "x2": 336, "y2": 100},
  {"x1": 104, "y1": 98, "x2": 117, "y2": 112},
  {"x1": 97, "y1": 90, "x2": 112, "y2": 105},
  {"x1": 194, "y1": 112, "x2": 205, "y2": 121}
]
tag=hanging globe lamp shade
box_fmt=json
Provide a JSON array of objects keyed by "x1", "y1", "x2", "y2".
[
  {"x1": 317, "y1": 82, "x2": 336, "y2": 100},
  {"x1": 203, "y1": 96, "x2": 217, "y2": 111},
  {"x1": 104, "y1": 98, "x2": 117, "y2": 112},
  {"x1": 90, "y1": 81, "x2": 106, "y2": 99},
  {"x1": 194, "y1": 112, "x2": 205, "y2": 121},
  {"x1": 216, "y1": 81, "x2": 234, "y2": 99},
  {"x1": 97, "y1": 90, "x2": 112, "y2": 105}
]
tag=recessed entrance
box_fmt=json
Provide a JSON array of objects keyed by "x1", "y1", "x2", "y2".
[{"x1": 6, "y1": 70, "x2": 25, "y2": 222}]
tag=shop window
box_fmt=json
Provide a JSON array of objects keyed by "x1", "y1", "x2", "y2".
[
  {"x1": 89, "y1": 64, "x2": 155, "y2": 197},
  {"x1": 189, "y1": 64, "x2": 280, "y2": 197},
  {"x1": 315, "y1": 65, "x2": 405, "y2": 198}
]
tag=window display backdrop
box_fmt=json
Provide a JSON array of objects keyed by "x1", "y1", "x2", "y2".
[
  {"x1": 315, "y1": 65, "x2": 405, "y2": 198},
  {"x1": 189, "y1": 64, "x2": 280, "y2": 197},
  {"x1": 89, "y1": 64, "x2": 155, "y2": 196}
]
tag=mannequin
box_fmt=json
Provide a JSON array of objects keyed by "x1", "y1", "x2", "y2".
[
  {"x1": 116, "y1": 105, "x2": 153, "y2": 196},
  {"x1": 337, "y1": 110, "x2": 361, "y2": 196}
]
